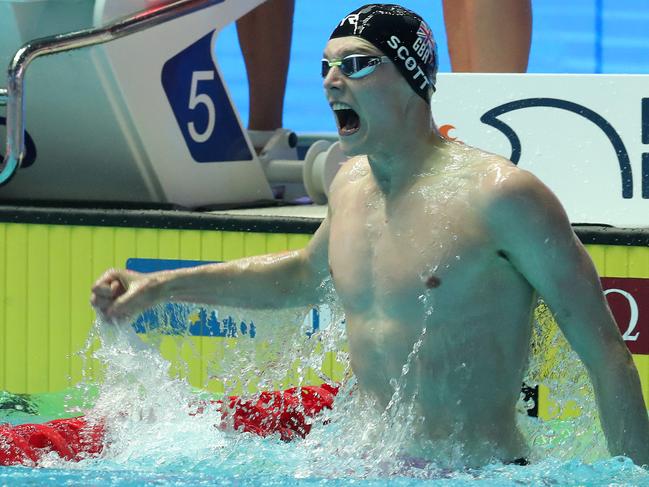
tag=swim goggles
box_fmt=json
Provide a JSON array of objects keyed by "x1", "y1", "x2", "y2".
[{"x1": 321, "y1": 54, "x2": 391, "y2": 79}]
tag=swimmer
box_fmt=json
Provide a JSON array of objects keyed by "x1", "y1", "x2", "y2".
[{"x1": 92, "y1": 4, "x2": 649, "y2": 467}]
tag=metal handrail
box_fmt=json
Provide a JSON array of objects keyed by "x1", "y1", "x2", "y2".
[{"x1": 0, "y1": 0, "x2": 223, "y2": 185}]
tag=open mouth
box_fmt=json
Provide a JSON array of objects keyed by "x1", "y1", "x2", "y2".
[{"x1": 332, "y1": 102, "x2": 361, "y2": 136}]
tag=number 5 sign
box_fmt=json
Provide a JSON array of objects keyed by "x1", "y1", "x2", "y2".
[
  {"x1": 602, "y1": 277, "x2": 649, "y2": 355},
  {"x1": 161, "y1": 31, "x2": 252, "y2": 163}
]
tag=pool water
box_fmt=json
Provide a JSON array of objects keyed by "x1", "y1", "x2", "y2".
[
  {"x1": 1, "y1": 310, "x2": 649, "y2": 486},
  {"x1": 0, "y1": 459, "x2": 647, "y2": 487}
]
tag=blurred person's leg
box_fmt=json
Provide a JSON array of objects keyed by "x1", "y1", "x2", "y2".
[
  {"x1": 236, "y1": 0, "x2": 295, "y2": 135},
  {"x1": 442, "y1": 0, "x2": 532, "y2": 72}
]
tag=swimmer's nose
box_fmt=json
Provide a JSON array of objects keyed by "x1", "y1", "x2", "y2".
[{"x1": 323, "y1": 65, "x2": 344, "y2": 92}]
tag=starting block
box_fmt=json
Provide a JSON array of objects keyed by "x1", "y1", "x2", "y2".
[{"x1": 0, "y1": 0, "x2": 342, "y2": 207}]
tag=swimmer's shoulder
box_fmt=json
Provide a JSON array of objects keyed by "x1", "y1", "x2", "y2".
[
  {"x1": 325, "y1": 155, "x2": 370, "y2": 215},
  {"x1": 476, "y1": 153, "x2": 566, "y2": 221},
  {"x1": 329, "y1": 155, "x2": 370, "y2": 194},
  {"x1": 440, "y1": 142, "x2": 512, "y2": 176},
  {"x1": 445, "y1": 144, "x2": 522, "y2": 187},
  {"x1": 478, "y1": 154, "x2": 548, "y2": 196}
]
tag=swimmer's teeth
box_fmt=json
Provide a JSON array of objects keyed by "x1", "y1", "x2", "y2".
[
  {"x1": 332, "y1": 102, "x2": 352, "y2": 111},
  {"x1": 331, "y1": 103, "x2": 360, "y2": 134}
]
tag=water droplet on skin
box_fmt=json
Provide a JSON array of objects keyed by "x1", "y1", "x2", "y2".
[{"x1": 425, "y1": 276, "x2": 441, "y2": 289}]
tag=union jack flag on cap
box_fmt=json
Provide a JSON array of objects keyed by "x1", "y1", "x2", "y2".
[{"x1": 417, "y1": 20, "x2": 435, "y2": 52}]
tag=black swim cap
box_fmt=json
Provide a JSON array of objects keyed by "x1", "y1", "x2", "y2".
[{"x1": 329, "y1": 4, "x2": 438, "y2": 103}]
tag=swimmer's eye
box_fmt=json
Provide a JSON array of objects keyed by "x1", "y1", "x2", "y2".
[{"x1": 321, "y1": 54, "x2": 391, "y2": 79}]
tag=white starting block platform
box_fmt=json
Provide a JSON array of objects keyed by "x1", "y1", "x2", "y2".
[
  {"x1": 0, "y1": 1, "x2": 648, "y2": 227},
  {"x1": 0, "y1": 0, "x2": 276, "y2": 207}
]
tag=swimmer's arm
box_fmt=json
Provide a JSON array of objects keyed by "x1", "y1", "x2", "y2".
[
  {"x1": 92, "y1": 216, "x2": 332, "y2": 319},
  {"x1": 485, "y1": 169, "x2": 649, "y2": 466}
]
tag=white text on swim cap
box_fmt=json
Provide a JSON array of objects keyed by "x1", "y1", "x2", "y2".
[
  {"x1": 386, "y1": 35, "x2": 430, "y2": 90},
  {"x1": 413, "y1": 35, "x2": 433, "y2": 64},
  {"x1": 339, "y1": 13, "x2": 359, "y2": 28}
]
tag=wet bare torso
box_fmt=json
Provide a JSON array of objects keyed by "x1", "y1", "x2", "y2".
[{"x1": 327, "y1": 143, "x2": 536, "y2": 465}]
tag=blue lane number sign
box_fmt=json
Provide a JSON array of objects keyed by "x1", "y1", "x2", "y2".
[{"x1": 161, "y1": 31, "x2": 253, "y2": 162}]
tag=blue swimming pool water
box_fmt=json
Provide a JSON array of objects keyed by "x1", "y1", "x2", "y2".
[
  {"x1": 0, "y1": 446, "x2": 647, "y2": 486},
  {"x1": 2, "y1": 317, "x2": 649, "y2": 486}
]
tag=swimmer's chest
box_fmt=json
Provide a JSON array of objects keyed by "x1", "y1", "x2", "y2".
[{"x1": 328, "y1": 186, "x2": 492, "y2": 314}]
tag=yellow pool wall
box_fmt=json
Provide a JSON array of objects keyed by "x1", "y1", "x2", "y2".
[{"x1": 0, "y1": 221, "x2": 647, "y2": 419}]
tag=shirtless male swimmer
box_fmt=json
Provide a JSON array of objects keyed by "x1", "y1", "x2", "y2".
[{"x1": 92, "y1": 4, "x2": 649, "y2": 467}]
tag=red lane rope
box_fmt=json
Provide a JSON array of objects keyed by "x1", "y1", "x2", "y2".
[{"x1": 0, "y1": 384, "x2": 338, "y2": 466}]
